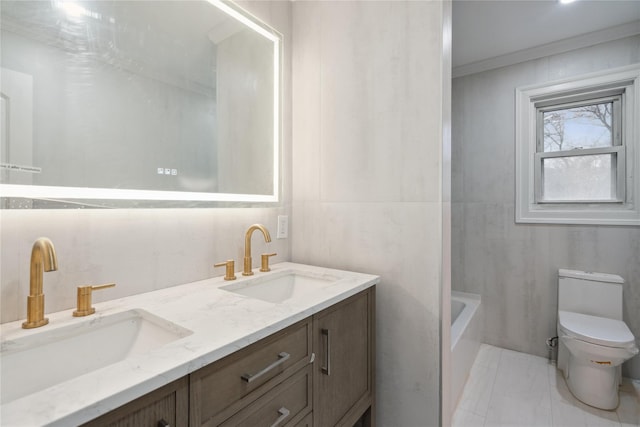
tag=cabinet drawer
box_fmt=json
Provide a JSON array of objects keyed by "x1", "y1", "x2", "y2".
[
  {"x1": 220, "y1": 365, "x2": 312, "y2": 427},
  {"x1": 190, "y1": 318, "x2": 312, "y2": 426},
  {"x1": 81, "y1": 377, "x2": 188, "y2": 427}
]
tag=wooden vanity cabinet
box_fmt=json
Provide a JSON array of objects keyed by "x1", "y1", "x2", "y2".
[
  {"x1": 81, "y1": 287, "x2": 375, "y2": 427},
  {"x1": 313, "y1": 288, "x2": 375, "y2": 427},
  {"x1": 81, "y1": 377, "x2": 188, "y2": 427}
]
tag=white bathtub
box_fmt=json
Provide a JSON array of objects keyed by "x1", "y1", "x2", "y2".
[{"x1": 451, "y1": 291, "x2": 482, "y2": 413}]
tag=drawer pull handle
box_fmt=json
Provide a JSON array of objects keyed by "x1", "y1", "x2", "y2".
[
  {"x1": 321, "y1": 328, "x2": 331, "y2": 375},
  {"x1": 157, "y1": 420, "x2": 170, "y2": 427},
  {"x1": 270, "y1": 407, "x2": 291, "y2": 427},
  {"x1": 241, "y1": 352, "x2": 290, "y2": 383}
]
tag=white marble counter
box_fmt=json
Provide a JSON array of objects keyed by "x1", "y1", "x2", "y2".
[{"x1": 0, "y1": 262, "x2": 379, "y2": 426}]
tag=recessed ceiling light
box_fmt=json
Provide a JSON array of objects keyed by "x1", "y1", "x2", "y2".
[{"x1": 559, "y1": 0, "x2": 578, "y2": 4}]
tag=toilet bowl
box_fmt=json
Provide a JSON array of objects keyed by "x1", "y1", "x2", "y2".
[
  {"x1": 558, "y1": 310, "x2": 638, "y2": 409},
  {"x1": 557, "y1": 269, "x2": 639, "y2": 410}
]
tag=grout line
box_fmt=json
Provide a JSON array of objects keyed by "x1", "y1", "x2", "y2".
[
  {"x1": 547, "y1": 361, "x2": 557, "y2": 426},
  {"x1": 479, "y1": 347, "x2": 502, "y2": 421},
  {"x1": 480, "y1": 347, "x2": 503, "y2": 427}
]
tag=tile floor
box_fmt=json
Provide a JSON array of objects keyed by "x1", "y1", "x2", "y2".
[{"x1": 452, "y1": 344, "x2": 640, "y2": 427}]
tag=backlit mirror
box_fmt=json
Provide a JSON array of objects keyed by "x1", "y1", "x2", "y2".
[{"x1": 0, "y1": 0, "x2": 280, "y2": 208}]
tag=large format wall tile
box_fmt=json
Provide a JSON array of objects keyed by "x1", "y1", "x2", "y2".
[
  {"x1": 292, "y1": 1, "x2": 449, "y2": 425},
  {"x1": 299, "y1": 1, "x2": 444, "y2": 204},
  {"x1": 291, "y1": 200, "x2": 443, "y2": 426}
]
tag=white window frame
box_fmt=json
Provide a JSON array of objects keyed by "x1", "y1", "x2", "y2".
[{"x1": 515, "y1": 64, "x2": 640, "y2": 225}]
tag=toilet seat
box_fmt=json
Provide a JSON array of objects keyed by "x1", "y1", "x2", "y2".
[{"x1": 558, "y1": 310, "x2": 636, "y2": 348}]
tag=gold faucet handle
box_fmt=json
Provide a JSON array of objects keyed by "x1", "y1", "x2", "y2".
[
  {"x1": 73, "y1": 283, "x2": 116, "y2": 317},
  {"x1": 214, "y1": 260, "x2": 237, "y2": 280},
  {"x1": 260, "y1": 253, "x2": 277, "y2": 272}
]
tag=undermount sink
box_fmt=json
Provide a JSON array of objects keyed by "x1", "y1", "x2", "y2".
[
  {"x1": 0, "y1": 309, "x2": 192, "y2": 404},
  {"x1": 221, "y1": 271, "x2": 341, "y2": 304}
]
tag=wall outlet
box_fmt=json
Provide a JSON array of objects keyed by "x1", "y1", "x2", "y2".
[{"x1": 277, "y1": 215, "x2": 288, "y2": 239}]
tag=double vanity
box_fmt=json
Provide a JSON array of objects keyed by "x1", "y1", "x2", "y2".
[{"x1": 0, "y1": 263, "x2": 378, "y2": 426}]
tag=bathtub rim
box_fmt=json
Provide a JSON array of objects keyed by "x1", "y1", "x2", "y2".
[{"x1": 451, "y1": 291, "x2": 481, "y2": 350}]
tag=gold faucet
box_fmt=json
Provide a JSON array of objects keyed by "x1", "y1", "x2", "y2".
[
  {"x1": 243, "y1": 224, "x2": 271, "y2": 276},
  {"x1": 23, "y1": 237, "x2": 58, "y2": 329}
]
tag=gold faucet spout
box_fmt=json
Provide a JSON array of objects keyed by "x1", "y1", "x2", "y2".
[
  {"x1": 29, "y1": 237, "x2": 58, "y2": 296},
  {"x1": 23, "y1": 237, "x2": 58, "y2": 329},
  {"x1": 243, "y1": 224, "x2": 271, "y2": 276}
]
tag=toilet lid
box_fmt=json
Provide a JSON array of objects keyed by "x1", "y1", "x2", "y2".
[{"x1": 559, "y1": 310, "x2": 636, "y2": 348}]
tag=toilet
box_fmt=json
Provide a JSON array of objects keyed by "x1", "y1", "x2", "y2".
[{"x1": 557, "y1": 269, "x2": 638, "y2": 410}]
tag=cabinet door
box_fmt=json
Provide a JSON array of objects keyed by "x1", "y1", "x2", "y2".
[
  {"x1": 295, "y1": 412, "x2": 313, "y2": 427},
  {"x1": 81, "y1": 377, "x2": 188, "y2": 427},
  {"x1": 313, "y1": 288, "x2": 375, "y2": 427}
]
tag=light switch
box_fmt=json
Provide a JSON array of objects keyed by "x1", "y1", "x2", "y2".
[{"x1": 277, "y1": 215, "x2": 288, "y2": 239}]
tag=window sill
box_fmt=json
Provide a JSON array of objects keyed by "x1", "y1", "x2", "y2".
[{"x1": 516, "y1": 204, "x2": 640, "y2": 226}]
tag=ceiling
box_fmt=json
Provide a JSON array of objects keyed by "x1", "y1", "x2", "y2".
[{"x1": 452, "y1": 0, "x2": 640, "y2": 69}]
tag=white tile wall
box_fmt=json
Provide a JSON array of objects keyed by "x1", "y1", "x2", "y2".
[
  {"x1": 292, "y1": 1, "x2": 450, "y2": 425},
  {"x1": 452, "y1": 35, "x2": 640, "y2": 379}
]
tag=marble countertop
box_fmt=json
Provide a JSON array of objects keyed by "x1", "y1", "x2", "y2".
[{"x1": 0, "y1": 262, "x2": 379, "y2": 426}]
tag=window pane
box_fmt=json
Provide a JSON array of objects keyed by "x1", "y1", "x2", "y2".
[
  {"x1": 542, "y1": 154, "x2": 614, "y2": 201},
  {"x1": 543, "y1": 102, "x2": 613, "y2": 152}
]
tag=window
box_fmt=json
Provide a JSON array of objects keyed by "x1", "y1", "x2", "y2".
[
  {"x1": 536, "y1": 94, "x2": 624, "y2": 203},
  {"x1": 516, "y1": 65, "x2": 640, "y2": 225}
]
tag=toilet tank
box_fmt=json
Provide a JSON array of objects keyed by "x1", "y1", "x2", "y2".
[{"x1": 558, "y1": 269, "x2": 624, "y2": 320}]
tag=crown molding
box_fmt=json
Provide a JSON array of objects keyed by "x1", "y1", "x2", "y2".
[{"x1": 453, "y1": 20, "x2": 640, "y2": 79}]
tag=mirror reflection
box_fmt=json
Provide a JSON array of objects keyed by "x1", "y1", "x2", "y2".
[{"x1": 0, "y1": 0, "x2": 280, "y2": 207}]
